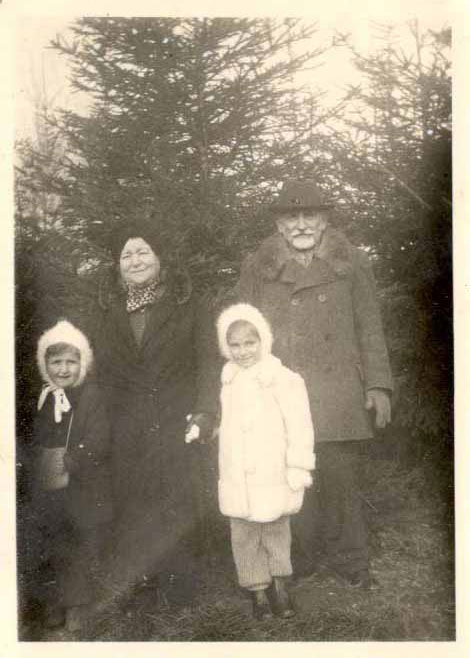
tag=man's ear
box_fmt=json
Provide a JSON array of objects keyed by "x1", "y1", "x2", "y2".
[{"x1": 318, "y1": 216, "x2": 328, "y2": 231}]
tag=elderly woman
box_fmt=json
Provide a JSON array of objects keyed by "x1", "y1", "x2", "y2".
[{"x1": 94, "y1": 220, "x2": 217, "y2": 601}]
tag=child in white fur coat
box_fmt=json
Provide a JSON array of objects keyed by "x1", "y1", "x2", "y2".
[{"x1": 216, "y1": 303, "x2": 315, "y2": 620}]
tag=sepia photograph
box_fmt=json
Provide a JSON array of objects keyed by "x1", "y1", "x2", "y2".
[{"x1": 4, "y1": 0, "x2": 462, "y2": 652}]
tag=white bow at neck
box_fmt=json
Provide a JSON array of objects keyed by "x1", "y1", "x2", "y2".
[{"x1": 37, "y1": 385, "x2": 72, "y2": 423}]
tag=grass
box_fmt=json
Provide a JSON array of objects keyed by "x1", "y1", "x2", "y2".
[{"x1": 19, "y1": 447, "x2": 455, "y2": 642}]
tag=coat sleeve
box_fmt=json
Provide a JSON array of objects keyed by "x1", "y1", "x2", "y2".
[
  {"x1": 192, "y1": 293, "x2": 223, "y2": 417},
  {"x1": 275, "y1": 371, "x2": 316, "y2": 470},
  {"x1": 352, "y1": 251, "x2": 394, "y2": 392},
  {"x1": 69, "y1": 387, "x2": 112, "y2": 474}
]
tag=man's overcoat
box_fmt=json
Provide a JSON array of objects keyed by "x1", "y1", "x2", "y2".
[{"x1": 235, "y1": 227, "x2": 393, "y2": 442}]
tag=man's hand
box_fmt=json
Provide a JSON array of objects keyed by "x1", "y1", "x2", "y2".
[{"x1": 365, "y1": 389, "x2": 391, "y2": 428}]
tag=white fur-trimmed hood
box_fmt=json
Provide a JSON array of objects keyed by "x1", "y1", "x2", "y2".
[
  {"x1": 36, "y1": 319, "x2": 94, "y2": 388},
  {"x1": 217, "y1": 303, "x2": 273, "y2": 361}
]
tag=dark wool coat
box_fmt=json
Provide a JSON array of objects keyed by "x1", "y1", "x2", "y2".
[
  {"x1": 235, "y1": 228, "x2": 393, "y2": 442},
  {"x1": 33, "y1": 383, "x2": 114, "y2": 527},
  {"x1": 94, "y1": 284, "x2": 218, "y2": 581}
]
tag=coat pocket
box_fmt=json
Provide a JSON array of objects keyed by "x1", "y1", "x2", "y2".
[
  {"x1": 218, "y1": 479, "x2": 249, "y2": 519},
  {"x1": 246, "y1": 483, "x2": 304, "y2": 523}
]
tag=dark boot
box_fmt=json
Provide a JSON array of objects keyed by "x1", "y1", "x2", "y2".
[
  {"x1": 345, "y1": 569, "x2": 379, "y2": 590},
  {"x1": 268, "y1": 577, "x2": 296, "y2": 618},
  {"x1": 250, "y1": 589, "x2": 273, "y2": 621}
]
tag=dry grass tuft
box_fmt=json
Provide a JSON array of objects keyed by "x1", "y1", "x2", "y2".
[{"x1": 21, "y1": 453, "x2": 455, "y2": 642}]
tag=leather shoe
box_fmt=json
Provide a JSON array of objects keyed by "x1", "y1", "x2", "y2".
[
  {"x1": 347, "y1": 570, "x2": 379, "y2": 590},
  {"x1": 250, "y1": 589, "x2": 273, "y2": 621},
  {"x1": 267, "y1": 577, "x2": 296, "y2": 618}
]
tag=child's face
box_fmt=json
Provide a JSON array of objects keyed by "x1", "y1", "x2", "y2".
[
  {"x1": 46, "y1": 348, "x2": 81, "y2": 388},
  {"x1": 227, "y1": 324, "x2": 261, "y2": 369}
]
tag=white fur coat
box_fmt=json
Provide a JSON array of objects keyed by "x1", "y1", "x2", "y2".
[{"x1": 217, "y1": 304, "x2": 315, "y2": 523}]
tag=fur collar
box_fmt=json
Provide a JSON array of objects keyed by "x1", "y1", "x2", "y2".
[
  {"x1": 250, "y1": 227, "x2": 355, "y2": 281},
  {"x1": 221, "y1": 354, "x2": 282, "y2": 387},
  {"x1": 98, "y1": 266, "x2": 193, "y2": 310}
]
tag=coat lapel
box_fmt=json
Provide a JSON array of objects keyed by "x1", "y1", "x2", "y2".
[
  {"x1": 279, "y1": 253, "x2": 338, "y2": 292},
  {"x1": 114, "y1": 300, "x2": 140, "y2": 356},
  {"x1": 111, "y1": 286, "x2": 174, "y2": 356},
  {"x1": 139, "y1": 287, "x2": 174, "y2": 352},
  {"x1": 292, "y1": 258, "x2": 338, "y2": 293},
  {"x1": 255, "y1": 228, "x2": 354, "y2": 292}
]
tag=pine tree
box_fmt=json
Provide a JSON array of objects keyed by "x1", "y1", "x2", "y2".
[
  {"x1": 15, "y1": 16, "x2": 330, "y2": 466},
  {"x1": 322, "y1": 24, "x2": 452, "y2": 445},
  {"x1": 49, "y1": 17, "x2": 327, "y2": 284}
]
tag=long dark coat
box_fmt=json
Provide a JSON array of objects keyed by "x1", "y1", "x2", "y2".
[
  {"x1": 94, "y1": 283, "x2": 218, "y2": 583},
  {"x1": 235, "y1": 227, "x2": 393, "y2": 442},
  {"x1": 33, "y1": 382, "x2": 114, "y2": 527},
  {"x1": 30, "y1": 383, "x2": 113, "y2": 608}
]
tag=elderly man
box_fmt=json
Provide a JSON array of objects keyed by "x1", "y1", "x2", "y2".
[{"x1": 234, "y1": 180, "x2": 393, "y2": 589}]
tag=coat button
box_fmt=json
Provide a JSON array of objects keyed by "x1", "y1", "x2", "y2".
[
  {"x1": 318, "y1": 293, "x2": 327, "y2": 303},
  {"x1": 291, "y1": 297, "x2": 300, "y2": 306}
]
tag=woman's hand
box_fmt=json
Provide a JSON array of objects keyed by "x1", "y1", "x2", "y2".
[{"x1": 185, "y1": 413, "x2": 214, "y2": 444}]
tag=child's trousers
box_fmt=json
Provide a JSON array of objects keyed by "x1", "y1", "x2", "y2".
[
  {"x1": 31, "y1": 489, "x2": 108, "y2": 609},
  {"x1": 230, "y1": 516, "x2": 293, "y2": 590}
]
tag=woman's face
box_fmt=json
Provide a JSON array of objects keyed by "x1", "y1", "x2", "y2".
[{"x1": 119, "y1": 237, "x2": 161, "y2": 288}]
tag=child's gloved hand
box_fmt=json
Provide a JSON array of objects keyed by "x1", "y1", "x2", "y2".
[{"x1": 286, "y1": 467, "x2": 313, "y2": 491}]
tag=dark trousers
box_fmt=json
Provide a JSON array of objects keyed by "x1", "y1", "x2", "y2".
[
  {"x1": 29, "y1": 490, "x2": 108, "y2": 609},
  {"x1": 291, "y1": 440, "x2": 369, "y2": 578}
]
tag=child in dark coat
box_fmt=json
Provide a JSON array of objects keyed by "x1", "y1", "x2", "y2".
[{"x1": 32, "y1": 319, "x2": 113, "y2": 633}]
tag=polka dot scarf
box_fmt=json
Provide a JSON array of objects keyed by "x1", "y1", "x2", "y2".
[{"x1": 126, "y1": 280, "x2": 161, "y2": 313}]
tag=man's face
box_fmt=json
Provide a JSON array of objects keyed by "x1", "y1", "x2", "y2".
[{"x1": 276, "y1": 210, "x2": 328, "y2": 251}]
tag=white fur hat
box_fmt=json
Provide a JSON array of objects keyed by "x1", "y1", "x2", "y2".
[
  {"x1": 36, "y1": 319, "x2": 94, "y2": 388},
  {"x1": 217, "y1": 303, "x2": 273, "y2": 361}
]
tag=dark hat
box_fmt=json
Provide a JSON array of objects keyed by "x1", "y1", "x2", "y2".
[
  {"x1": 271, "y1": 180, "x2": 333, "y2": 213},
  {"x1": 110, "y1": 219, "x2": 162, "y2": 262}
]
